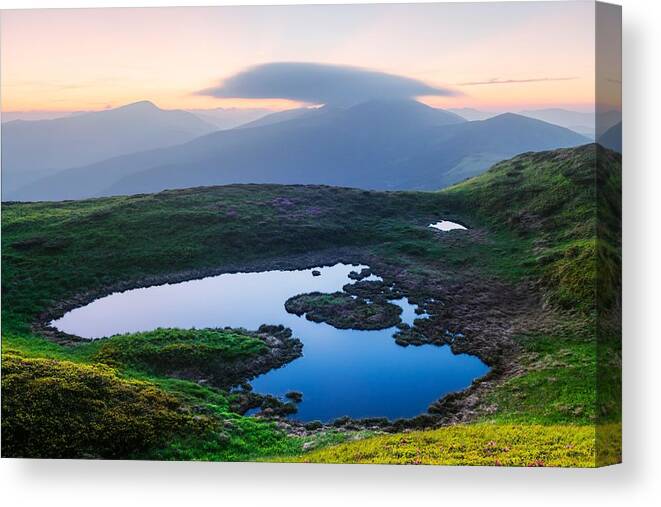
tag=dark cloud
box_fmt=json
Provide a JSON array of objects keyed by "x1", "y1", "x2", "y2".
[
  {"x1": 198, "y1": 62, "x2": 456, "y2": 106},
  {"x1": 458, "y1": 77, "x2": 577, "y2": 86}
]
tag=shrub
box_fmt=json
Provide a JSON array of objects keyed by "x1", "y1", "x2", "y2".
[{"x1": 1, "y1": 353, "x2": 210, "y2": 459}]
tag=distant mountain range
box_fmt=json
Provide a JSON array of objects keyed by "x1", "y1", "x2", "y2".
[
  {"x1": 516, "y1": 109, "x2": 597, "y2": 138},
  {"x1": 450, "y1": 107, "x2": 621, "y2": 140},
  {"x1": 1, "y1": 110, "x2": 86, "y2": 122},
  {"x1": 1, "y1": 101, "x2": 217, "y2": 198},
  {"x1": 447, "y1": 108, "x2": 496, "y2": 122},
  {"x1": 8, "y1": 99, "x2": 589, "y2": 201},
  {"x1": 598, "y1": 122, "x2": 622, "y2": 153}
]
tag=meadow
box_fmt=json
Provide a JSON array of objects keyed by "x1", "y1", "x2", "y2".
[{"x1": 1, "y1": 144, "x2": 621, "y2": 465}]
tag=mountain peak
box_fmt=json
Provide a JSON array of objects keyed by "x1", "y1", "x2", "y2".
[
  {"x1": 344, "y1": 98, "x2": 465, "y2": 126},
  {"x1": 348, "y1": 98, "x2": 433, "y2": 112},
  {"x1": 116, "y1": 100, "x2": 161, "y2": 112},
  {"x1": 489, "y1": 112, "x2": 527, "y2": 121}
]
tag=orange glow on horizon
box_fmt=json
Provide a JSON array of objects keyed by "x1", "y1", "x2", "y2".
[{"x1": 1, "y1": 3, "x2": 606, "y2": 114}]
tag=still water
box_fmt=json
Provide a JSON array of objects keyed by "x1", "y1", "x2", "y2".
[
  {"x1": 429, "y1": 220, "x2": 467, "y2": 231},
  {"x1": 52, "y1": 263, "x2": 488, "y2": 421}
]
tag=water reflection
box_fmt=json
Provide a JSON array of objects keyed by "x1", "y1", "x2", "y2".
[{"x1": 52, "y1": 263, "x2": 488, "y2": 421}]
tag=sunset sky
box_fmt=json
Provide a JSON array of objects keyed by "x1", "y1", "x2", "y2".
[{"x1": 1, "y1": 2, "x2": 601, "y2": 113}]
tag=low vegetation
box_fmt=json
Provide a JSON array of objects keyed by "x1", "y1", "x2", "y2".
[
  {"x1": 94, "y1": 328, "x2": 266, "y2": 377},
  {"x1": 279, "y1": 423, "x2": 601, "y2": 467},
  {"x1": 1, "y1": 352, "x2": 210, "y2": 459},
  {"x1": 285, "y1": 291, "x2": 402, "y2": 330}
]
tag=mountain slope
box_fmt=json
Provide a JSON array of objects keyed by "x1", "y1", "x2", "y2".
[
  {"x1": 445, "y1": 143, "x2": 621, "y2": 315},
  {"x1": 1, "y1": 101, "x2": 217, "y2": 199},
  {"x1": 598, "y1": 122, "x2": 622, "y2": 153},
  {"x1": 448, "y1": 108, "x2": 497, "y2": 121},
  {"x1": 185, "y1": 107, "x2": 270, "y2": 129},
  {"x1": 13, "y1": 100, "x2": 588, "y2": 201},
  {"x1": 382, "y1": 113, "x2": 592, "y2": 188},
  {"x1": 237, "y1": 107, "x2": 323, "y2": 128},
  {"x1": 517, "y1": 108, "x2": 596, "y2": 138}
]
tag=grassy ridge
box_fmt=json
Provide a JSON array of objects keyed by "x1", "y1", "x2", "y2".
[
  {"x1": 444, "y1": 144, "x2": 621, "y2": 426},
  {"x1": 445, "y1": 144, "x2": 610, "y2": 313}
]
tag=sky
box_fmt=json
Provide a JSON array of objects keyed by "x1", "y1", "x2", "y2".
[{"x1": 0, "y1": 2, "x2": 602, "y2": 113}]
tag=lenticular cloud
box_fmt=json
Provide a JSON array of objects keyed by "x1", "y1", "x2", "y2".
[{"x1": 198, "y1": 62, "x2": 456, "y2": 106}]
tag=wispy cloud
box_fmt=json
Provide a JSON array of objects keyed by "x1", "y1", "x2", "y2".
[
  {"x1": 5, "y1": 77, "x2": 125, "y2": 91},
  {"x1": 458, "y1": 77, "x2": 578, "y2": 86},
  {"x1": 198, "y1": 62, "x2": 457, "y2": 106}
]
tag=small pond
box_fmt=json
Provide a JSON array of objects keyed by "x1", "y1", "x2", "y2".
[
  {"x1": 429, "y1": 220, "x2": 467, "y2": 231},
  {"x1": 52, "y1": 263, "x2": 488, "y2": 422}
]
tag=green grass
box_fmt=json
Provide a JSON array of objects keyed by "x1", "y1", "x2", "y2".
[
  {"x1": 444, "y1": 144, "x2": 620, "y2": 315},
  {"x1": 94, "y1": 327, "x2": 266, "y2": 375},
  {"x1": 485, "y1": 334, "x2": 599, "y2": 425}
]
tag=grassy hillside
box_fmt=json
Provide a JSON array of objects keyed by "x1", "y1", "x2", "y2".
[
  {"x1": 295, "y1": 144, "x2": 621, "y2": 466},
  {"x1": 1, "y1": 145, "x2": 621, "y2": 465}
]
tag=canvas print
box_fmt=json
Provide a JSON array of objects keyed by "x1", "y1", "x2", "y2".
[{"x1": 0, "y1": 1, "x2": 621, "y2": 466}]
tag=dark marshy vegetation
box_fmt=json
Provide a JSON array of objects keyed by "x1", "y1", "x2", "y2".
[
  {"x1": 285, "y1": 291, "x2": 402, "y2": 330},
  {"x1": 1, "y1": 145, "x2": 621, "y2": 464}
]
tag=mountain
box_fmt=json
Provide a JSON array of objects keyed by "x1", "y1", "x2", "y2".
[
  {"x1": 1, "y1": 101, "x2": 217, "y2": 199},
  {"x1": 595, "y1": 111, "x2": 623, "y2": 138},
  {"x1": 185, "y1": 107, "x2": 271, "y2": 130},
  {"x1": 1, "y1": 110, "x2": 84, "y2": 122},
  {"x1": 237, "y1": 107, "x2": 323, "y2": 128},
  {"x1": 11, "y1": 100, "x2": 589, "y2": 201},
  {"x1": 450, "y1": 108, "x2": 623, "y2": 140},
  {"x1": 598, "y1": 122, "x2": 622, "y2": 153},
  {"x1": 447, "y1": 108, "x2": 498, "y2": 121},
  {"x1": 380, "y1": 113, "x2": 593, "y2": 189},
  {"x1": 516, "y1": 108, "x2": 597, "y2": 138}
]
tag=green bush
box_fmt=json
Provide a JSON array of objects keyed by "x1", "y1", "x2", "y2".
[{"x1": 1, "y1": 353, "x2": 210, "y2": 458}]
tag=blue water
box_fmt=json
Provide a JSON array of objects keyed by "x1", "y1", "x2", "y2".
[{"x1": 52, "y1": 263, "x2": 488, "y2": 422}]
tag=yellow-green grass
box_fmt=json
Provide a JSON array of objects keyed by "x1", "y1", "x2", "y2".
[{"x1": 277, "y1": 423, "x2": 621, "y2": 467}]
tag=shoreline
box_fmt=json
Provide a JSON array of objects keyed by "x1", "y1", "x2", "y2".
[{"x1": 32, "y1": 245, "x2": 539, "y2": 433}]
